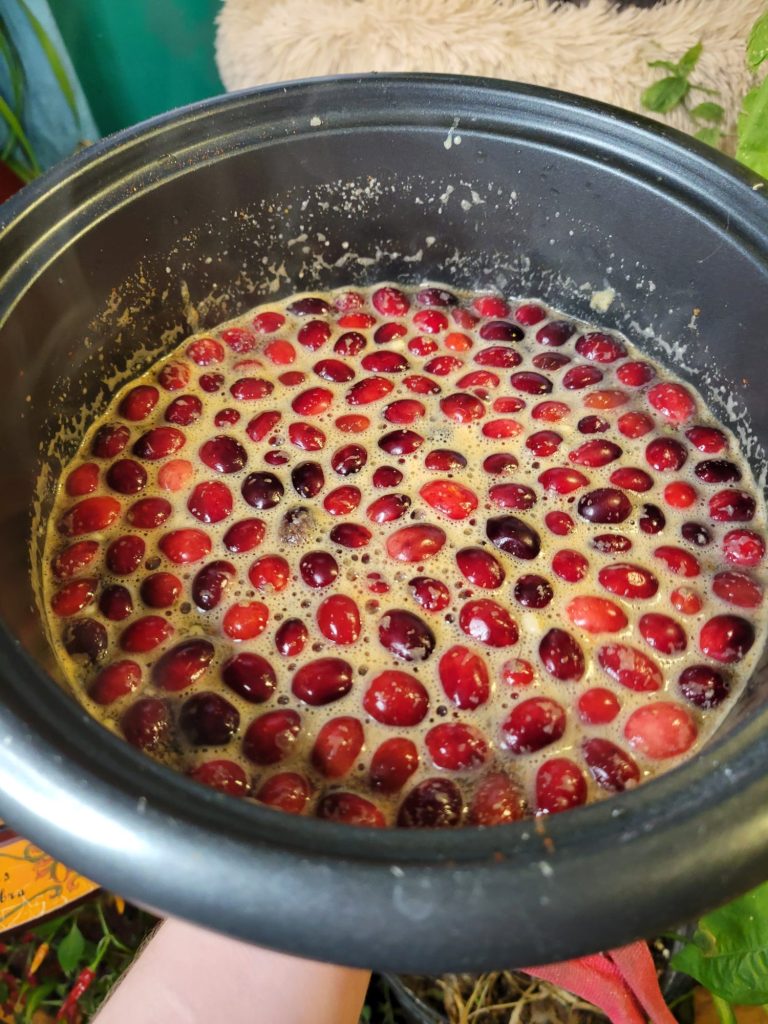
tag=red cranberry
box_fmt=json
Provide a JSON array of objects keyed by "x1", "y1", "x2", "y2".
[
  {"x1": 363, "y1": 670, "x2": 429, "y2": 726},
  {"x1": 514, "y1": 574, "x2": 553, "y2": 608},
  {"x1": 539, "y1": 628, "x2": 585, "y2": 680},
  {"x1": 536, "y1": 758, "x2": 587, "y2": 815},
  {"x1": 63, "y1": 617, "x2": 108, "y2": 664},
  {"x1": 699, "y1": 615, "x2": 755, "y2": 663},
  {"x1": 502, "y1": 697, "x2": 567, "y2": 754},
  {"x1": 425, "y1": 723, "x2": 488, "y2": 770},
  {"x1": 121, "y1": 698, "x2": 171, "y2": 751},
  {"x1": 180, "y1": 692, "x2": 239, "y2": 746},
  {"x1": 91, "y1": 423, "x2": 130, "y2": 459},
  {"x1": 397, "y1": 778, "x2": 463, "y2": 828},
  {"x1": 536, "y1": 321, "x2": 575, "y2": 346},
  {"x1": 679, "y1": 665, "x2": 730, "y2": 709},
  {"x1": 577, "y1": 488, "x2": 632, "y2": 524},
  {"x1": 99, "y1": 584, "x2": 133, "y2": 621},
  {"x1": 106, "y1": 535, "x2": 145, "y2": 575},
  {"x1": 292, "y1": 658, "x2": 354, "y2": 705},
  {"x1": 370, "y1": 739, "x2": 419, "y2": 794},
  {"x1": 242, "y1": 471, "x2": 284, "y2": 508},
  {"x1": 119, "y1": 385, "x2": 159, "y2": 421},
  {"x1": 256, "y1": 772, "x2": 309, "y2": 812},
  {"x1": 199, "y1": 435, "x2": 247, "y2": 474},
  {"x1": 597, "y1": 644, "x2": 663, "y2": 692},
  {"x1": 624, "y1": 701, "x2": 697, "y2": 759},
  {"x1": 311, "y1": 717, "x2": 365, "y2": 778},
  {"x1": 275, "y1": 618, "x2": 308, "y2": 657},
  {"x1": 583, "y1": 738, "x2": 640, "y2": 791},
  {"x1": 455, "y1": 548, "x2": 505, "y2": 589},
  {"x1": 486, "y1": 515, "x2": 541, "y2": 559},
  {"x1": 88, "y1": 659, "x2": 140, "y2": 704},
  {"x1": 439, "y1": 646, "x2": 490, "y2": 709},
  {"x1": 408, "y1": 576, "x2": 451, "y2": 610}
]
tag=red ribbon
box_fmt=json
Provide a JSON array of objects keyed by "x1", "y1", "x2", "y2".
[{"x1": 524, "y1": 940, "x2": 678, "y2": 1024}]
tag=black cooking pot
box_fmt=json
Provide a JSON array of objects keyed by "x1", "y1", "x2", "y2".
[{"x1": 0, "y1": 75, "x2": 767, "y2": 974}]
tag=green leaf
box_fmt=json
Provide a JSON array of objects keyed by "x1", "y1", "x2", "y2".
[
  {"x1": 747, "y1": 11, "x2": 768, "y2": 70},
  {"x1": 641, "y1": 76, "x2": 690, "y2": 113},
  {"x1": 23, "y1": 981, "x2": 56, "y2": 1023},
  {"x1": 0, "y1": 93, "x2": 38, "y2": 173},
  {"x1": 671, "y1": 881, "x2": 768, "y2": 1003},
  {"x1": 678, "y1": 42, "x2": 703, "y2": 74},
  {"x1": 647, "y1": 59, "x2": 680, "y2": 72},
  {"x1": 694, "y1": 127, "x2": 722, "y2": 147},
  {"x1": 691, "y1": 101, "x2": 725, "y2": 124},
  {"x1": 737, "y1": 76, "x2": 768, "y2": 179},
  {"x1": 16, "y1": 0, "x2": 78, "y2": 123},
  {"x1": 57, "y1": 921, "x2": 85, "y2": 974}
]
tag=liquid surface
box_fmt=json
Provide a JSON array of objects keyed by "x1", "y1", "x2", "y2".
[{"x1": 42, "y1": 284, "x2": 768, "y2": 828}]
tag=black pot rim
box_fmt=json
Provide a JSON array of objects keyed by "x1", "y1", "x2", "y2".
[{"x1": 1, "y1": 73, "x2": 768, "y2": 973}]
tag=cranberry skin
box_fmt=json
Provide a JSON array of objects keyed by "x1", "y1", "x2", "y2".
[
  {"x1": 468, "y1": 772, "x2": 526, "y2": 825},
  {"x1": 384, "y1": 399, "x2": 426, "y2": 424},
  {"x1": 514, "y1": 574, "x2": 553, "y2": 609},
  {"x1": 536, "y1": 320, "x2": 575, "y2": 346},
  {"x1": 159, "y1": 529, "x2": 212, "y2": 565},
  {"x1": 256, "y1": 772, "x2": 309, "y2": 813},
  {"x1": 51, "y1": 540, "x2": 99, "y2": 581},
  {"x1": 592, "y1": 533, "x2": 632, "y2": 554},
  {"x1": 121, "y1": 698, "x2": 172, "y2": 751},
  {"x1": 532, "y1": 352, "x2": 570, "y2": 372},
  {"x1": 132, "y1": 426, "x2": 185, "y2": 461},
  {"x1": 647, "y1": 381, "x2": 696, "y2": 424},
  {"x1": 243, "y1": 710, "x2": 301, "y2": 765},
  {"x1": 694, "y1": 459, "x2": 741, "y2": 484},
  {"x1": 88, "y1": 659, "x2": 141, "y2": 704},
  {"x1": 379, "y1": 609, "x2": 435, "y2": 662},
  {"x1": 723, "y1": 530, "x2": 766, "y2": 567},
  {"x1": 639, "y1": 504, "x2": 666, "y2": 535},
  {"x1": 164, "y1": 394, "x2": 203, "y2": 426},
  {"x1": 439, "y1": 646, "x2": 490, "y2": 709},
  {"x1": 66, "y1": 462, "x2": 100, "y2": 496},
  {"x1": 63, "y1": 617, "x2": 108, "y2": 664},
  {"x1": 424, "y1": 449, "x2": 466, "y2": 471},
  {"x1": 329, "y1": 522, "x2": 371, "y2": 549},
  {"x1": 616, "y1": 361, "x2": 655, "y2": 387},
  {"x1": 148, "y1": 638, "x2": 213, "y2": 692},
  {"x1": 372, "y1": 285, "x2": 410, "y2": 316},
  {"x1": 502, "y1": 698, "x2": 567, "y2": 755},
  {"x1": 223, "y1": 518, "x2": 265, "y2": 554},
  {"x1": 199, "y1": 372, "x2": 224, "y2": 392},
  {"x1": 106, "y1": 459, "x2": 147, "y2": 495},
  {"x1": 645, "y1": 437, "x2": 688, "y2": 472},
  {"x1": 709, "y1": 490, "x2": 756, "y2": 522},
  {"x1": 180, "y1": 692, "x2": 239, "y2": 746},
  {"x1": 332, "y1": 443, "x2": 368, "y2": 475},
  {"x1": 624, "y1": 701, "x2": 698, "y2": 760},
  {"x1": 191, "y1": 560, "x2": 236, "y2": 611},
  {"x1": 536, "y1": 758, "x2": 587, "y2": 815},
  {"x1": 299, "y1": 551, "x2": 338, "y2": 588},
  {"x1": 58, "y1": 496, "x2": 121, "y2": 537},
  {"x1": 275, "y1": 618, "x2": 308, "y2": 657},
  {"x1": 686, "y1": 425, "x2": 727, "y2": 453},
  {"x1": 440, "y1": 392, "x2": 486, "y2": 423},
  {"x1": 679, "y1": 665, "x2": 730, "y2": 709},
  {"x1": 546, "y1": 511, "x2": 575, "y2": 536},
  {"x1": 379, "y1": 429, "x2": 425, "y2": 457},
  {"x1": 654, "y1": 546, "x2": 700, "y2": 578},
  {"x1": 456, "y1": 548, "x2": 505, "y2": 589},
  {"x1": 578, "y1": 415, "x2": 610, "y2": 434},
  {"x1": 610, "y1": 467, "x2": 653, "y2": 492},
  {"x1": 199, "y1": 435, "x2": 248, "y2": 474},
  {"x1": 363, "y1": 670, "x2": 429, "y2": 726},
  {"x1": 459, "y1": 599, "x2": 518, "y2": 647},
  {"x1": 106, "y1": 535, "x2": 145, "y2": 575},
  {"x1": 119, "y1": 384, "x2": 160, "y2": 421},
  {"x1": 99, "y1": 585, "x2": 133, "y2": 621},
  {"x1": 409, "y1": 576, "x2": 451, "y2": 611},
  {"x1": 598, "y1": 563, "x2": 658, "y2": 599},
  {"x1": 242, "y1": 471, "x2": 284, "y2": 509},
  {"x1": 552, "y1": 550, "x2": 588, "y2": 584},
  {"x1": 370, "y1": 738, "x2": 419, "y2": 794},
  {"x1": 486, "y1": 515, "x2": 541, "y2": 560},
  {"x1": 140, "y1": 572, "x2": 181, "y2": 609},
  {"x1": 473, "y1": 346, "x2": 521, "y2": 369},
  {"x1": 386, "y1": 524, "x2": 446, "y2": 562},
  {"x1": 510, "y1": 371, "x2": 552, "y2": 395},
  {"x1": 317, "y1": 594, "x2": 361, "y2": 645},
  {"x1": 539, "y1": 628, "x2": 585, "y2": 681},
  {"x1": 713, "y1": 570, "x2": 764, "y2": 608},
  {"x1": 318, "y1": 793, "x2": 386, "y2": 828},
  {"x1": 126, "y1": 497, "x2": 172, "y2": 529},
  {"x1": 292, "y1": 658, "x2": 354, "y2": 705},
  {"x1": 583, "y1": 738, "x2": 640, "y2": 792},
  {"x1": 639, "y1": 614, "x2": 687, "y2": 655},
  {"x1": 538, "y1": 467, "x2": 589, "y2": 495},
  {"x1": 120, "y1": 616, "x2": 173, "y2": 653},
  {"x1": 563, "y1": 365, "x2": 603, "y2": 389},
  {"x1": 425, "y1": 723, "x2": 488, "y2": 771},
  {"x1": 577, "y1": 488, "x2": 632, "y2": 525},
  {"x1": 525, "y1": 430, "x2": 562, "y2": 457},
  {"x1": 372, "y1": 466, "x2": 403, "y2": 488},
  {"x1": 618, "y1": 411, "x2": 654, "y2": 438},
  {"x1": 479, "y1": 319, "x2": 523, "y2": 342},
  {"x1": 247, "y1": 410, "x2": 282, "y2": 442},
  {"x1": 577, "y1": 688, "x2": 621, "y2": 725},
  {"x1": 366, "y1": 493, "x2": 411, "y2": 524},
  {"x1": 92, "y1": 423, "x2": 130, "y2": 459},
  {"x1": 699, "y1": 615, "x2": 755, "y2": 663},
  {"x1": 490, "y1": 483, "x2": 537, "y2": 511},
  {"x1": 188, "y1": 481, "x2": 233, "y2": 524},
  {"x1": 190, "y1": 761, "x2": 250, "y2": 798},
  {"x1": 597, "y1": 644, "x2": 663, "y2": 692},
  {"x1": 569, "y1": 440, "x2": 623, "y2": 467},
  {"x1": 291, "y1": 462, "x2": 325, "y2": 499},
  {"x1": 397, "y1": 778, "x2": 463, "y2": 828},
  {"x1": 311, "y1": 717, "x2": 365, "y2": 779},
  {"x1": 221, "y1": 651, "x2": 277, "y2": 703},
  {"x1": 421, "y1": 479, "x2": 479, "y2": 520}
]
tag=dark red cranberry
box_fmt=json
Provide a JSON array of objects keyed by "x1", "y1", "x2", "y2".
[{"x1": 179, "y1": 692, "x2": 240, "y2": 745}]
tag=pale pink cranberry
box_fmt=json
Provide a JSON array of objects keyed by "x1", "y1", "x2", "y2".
[{"x1": 624, "y1": 702, "x2": 698, "y2": 759}]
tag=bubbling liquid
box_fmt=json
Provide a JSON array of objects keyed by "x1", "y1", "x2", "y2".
[{"x1": 41, "y1": 284, "x2": 768, "y2": 828}]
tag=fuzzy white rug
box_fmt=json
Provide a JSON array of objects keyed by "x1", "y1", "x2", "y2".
[{"x1": 215, "y1": 0, "x2": 759, "y2": 139}]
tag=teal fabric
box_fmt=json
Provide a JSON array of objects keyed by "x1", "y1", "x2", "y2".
[
  {"x1": 0, "y1": 0, "x2": 98, "y2": 172},
  {"x1": 49, "y1": 0, "x2": 224, "y2": 136}
]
